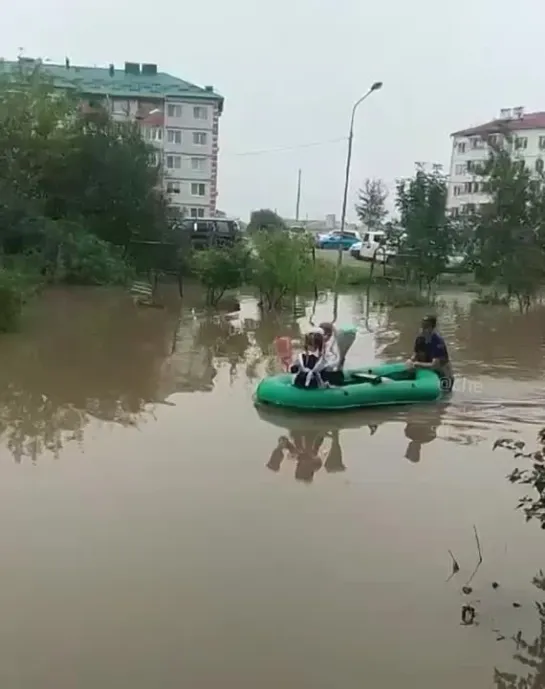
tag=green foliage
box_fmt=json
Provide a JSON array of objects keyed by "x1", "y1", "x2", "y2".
[
  {"x1": 193, "y1": 243, "x2": 251, "y2": 306},
  {"x1": 355, "y1": 178, "x2": 388, "y2": 230},
  {"x1": 0, "y1": 269, "x2": 30, "y2": 332},
  {"x1": 57, "y1": 228, "x2": 133, "y2": 285},
  {"x1": 247, "y1": 208, "x2": 286, "y2": 233},
  {"x1": 395, "y1": 164, "x2": 454, "y2": 289},
  {"x1": 497, "y1": 428, "x2": 545, "y2": 528},
  {"x1": 249, "y1": 230, "x2": 317, "y2": 309},
  {"x1": 473, "y1": 144, "x2": 545, "y2": 310},
  {"x1": 0, "y1": 67, "x2": 168, "y2": 271},
  {"x1": 0, "y1": 63, "x2": 171, "y2": 328}
]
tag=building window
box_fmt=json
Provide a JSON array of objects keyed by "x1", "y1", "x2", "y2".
[
  {"x1": 167, "y1": 104, "x2": 182, "y2": 118},
  {"x1": 112, "y1": 98, "x2": 129, "y2": 114},
  {"x1": 467, "y1": 160, "x2": 484, "y2": 174},
  {"x1": 193, "y1": 106, "x2": 208, "y2": 120},
  {"x1": 457, "y1": 142, "x2": 466, "y2": 154},
  {"x1": 537, "y1": 158, "x2": 544, "y2": 173},
  {"x1": 166, "y1": 155, "x2": 181, "y2": 169},
  {"x1": 462, "y1": 181, "x2": 480, "y2": 194},
  {"x1": 167, "y1": 181, "x2": 181, "y2": 194},
  {"x1": 149, "y1": 151, "x2": 160, "y2": 166},
  {"x1": 190, "y1": 207, "x2": 206, "y2": 218},
  {"x1": 145, "y1": 127, "x2": 163, "y2": 142},
  {"x1": 191, "y1": 182, "x2": 206, "y2": 196},
  {"x1": 539, "y1": 136, "x2": 545, "y2": 150},
  {"x1": 455, "y1": 164, "x2": 465, "y2": 175},
  {"x1": 515, "y1": 136, "x2": 528, "y2": 150},
  {"x1": 471, "y1": 137, "x2": 484, "y2": 150},
  {"x1": 191, "y1": 157, "x2": 207, "y2": 171},
  {"x1": 193, "y1": 132, "x2": 207, "y2": 145},
  {"x1": 167, "y1": 129, "x2": 182, "y2": 144}
]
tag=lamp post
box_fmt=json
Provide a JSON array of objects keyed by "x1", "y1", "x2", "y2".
[{"x1": 335, "y1": 81, "x2": 383, "y2": 275}]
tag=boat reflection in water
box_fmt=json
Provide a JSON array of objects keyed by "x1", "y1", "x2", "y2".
[
  {"x1": 266, "y1": 429, "x2": 345, "y2": 483},
  {"x1": 257, "y1": 400, "x2": 455, "y2": 480}
]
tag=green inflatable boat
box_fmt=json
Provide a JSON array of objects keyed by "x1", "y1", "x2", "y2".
[{"x1": 255, "y1": 362, "x2": 442, "y2": 411}]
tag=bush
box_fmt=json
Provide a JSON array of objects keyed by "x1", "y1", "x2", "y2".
[
  {"x1": 473, "y1": 289, "x2": 510, "y2": 306},
  {"x1": 193, "y1": 243, "x2": 250, "y2": 306},
  {"x1": 0, "y1": 269, "x2": 31, "y2": 332},
  {"x1": 249, "y1": 231, "x2": 317, "y2": 309},
  {"x1": 58, "y1": 230, "x2": 133, "y2": 285}
]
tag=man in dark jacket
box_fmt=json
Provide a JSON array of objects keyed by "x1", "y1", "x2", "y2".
[{"x1": 406, "y1": 315, "x2": 454, "y2": 392}]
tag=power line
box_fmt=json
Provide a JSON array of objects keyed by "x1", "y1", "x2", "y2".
[{"x1": 223, "y1": 136, "x2": 347, "y2": 157}]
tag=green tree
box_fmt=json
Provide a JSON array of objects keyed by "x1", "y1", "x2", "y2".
[
  {"x1": 249, "y1": 231, "x2": 317, "y2": 310},
  {"x1": 193, "y1": 243, "x2": 251, "y2": 306},
  {"x1": 395, "y1": 164, "x2": 453, "y2": 292},
  {"x1": 355, "y1": 178, "x2": 388, "y2": 230},
  {"x1": 473, "y1": 144, "x2": 545, "y2": 310},
  {"x1": 0, "y1": 65, "x2": 169, "y2": 285},
  {"x1": 247, "y1": 209, "x2": 286, "y2": 233}
]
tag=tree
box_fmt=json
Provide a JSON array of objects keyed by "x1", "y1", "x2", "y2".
[
  {"x1": 247, "y1": 209, "x2": 286, "y2": 233},
  {"x1": 192, "y1": 243, "x2": 251, "y2": 306},
  {"x1": 355, "y1": 178, "x2": 388, "y2": 230},
  {"x1": 395, "y1": 164, "x2": 454, "y2": 292},
  {"x1": 0, "y1": 65, "x2": 169, "y2": 286},
  {"x1": 249, "y1": 231, "x2": 317, "y2": 310},
  {"x1": 473, "y1": 143, "x2": 545, "y2": 310}
]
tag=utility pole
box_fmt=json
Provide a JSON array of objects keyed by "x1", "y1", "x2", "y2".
[{"x1": 295, "y1": 168, "x2": 302, "y2": 222}]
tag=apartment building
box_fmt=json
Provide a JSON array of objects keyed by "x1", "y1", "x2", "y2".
[
  {"x1": 447, "y1": 107, "x2": 545, "y2": 214},
  {"x1": 3, "y1": 57, "x2": 223, "y2": 218}
]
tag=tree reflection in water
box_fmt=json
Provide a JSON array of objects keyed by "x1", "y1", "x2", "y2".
[
  {"x1": 0, "y1": 290, "x2": 180, "y2": 462},
  {"x1": 494, "y1": 572, "x2": 545, "y2": 688},
  {"x1": 0, "y1": 290, "x2": 306, "y2": 463}
]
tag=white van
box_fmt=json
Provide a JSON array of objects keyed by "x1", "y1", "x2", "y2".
[{"x1": 351, "y1": 231, "x2": 397, "y2": 264}]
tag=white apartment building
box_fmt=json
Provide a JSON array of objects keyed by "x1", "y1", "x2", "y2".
[
  {"x1": 5, "y1": 58, "x2": 223, "y2": 218},
  {"x1": 447, "y1": 107, "x2": 545, "y2": 214}
]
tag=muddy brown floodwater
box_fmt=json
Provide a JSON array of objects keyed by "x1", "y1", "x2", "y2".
[{"x1": 1, "y1": 286, "x2": 545, "y2": 688}]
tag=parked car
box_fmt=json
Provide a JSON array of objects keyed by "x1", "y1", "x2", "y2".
[
  {"x1": 181, "y1": 217, "x2": 241, "y2": 249},
  {"x1": 316, "y1": 230, "x2": 361, "y2": 250},
  {"x1": 357, "y1": 231, "x2": 399, "y2": 263},
  {"x1": 349, "y1": 241, "x2": 363, "y2": 259}
]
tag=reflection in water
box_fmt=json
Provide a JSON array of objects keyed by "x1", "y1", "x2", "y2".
[
  {"x1": 4, "y1": 287, "x2": 545, "y2": 467},
  {"x1": 0, "y1": 289, "x2": 180, "y2": 462},
  {"x1": 266, "y1": 430, "x2": 345, "y2": 483},
  {"x1": 259, "y1": 401, "x2": 459, "y2": 477},
  {"x1": 404, "y1": 403, "x2": 445, "y2": 463},
  {"x1": 0, "y1": 289, "x2": 306, "y2": 463}
]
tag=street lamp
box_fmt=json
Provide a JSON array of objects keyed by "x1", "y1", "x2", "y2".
[{"x1": 336, "y1": 81, "x2": 383, "y2": 275}]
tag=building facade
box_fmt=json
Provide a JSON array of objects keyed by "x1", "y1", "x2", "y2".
[
  {"x1": 4, "y1": 57, "x2": 223, "y2": 217},
  {"x1": 447, "y1": 107, "x2": 545, "y2": 214}
]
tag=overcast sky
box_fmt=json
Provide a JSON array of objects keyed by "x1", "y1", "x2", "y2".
[{"x1": 2, "y1": 0, "x2": 543, "y2": 221}]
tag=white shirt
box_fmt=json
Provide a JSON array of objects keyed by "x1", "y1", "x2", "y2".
[{"x1": 323, "y1": 336, "x2": 340, "y2": 370}]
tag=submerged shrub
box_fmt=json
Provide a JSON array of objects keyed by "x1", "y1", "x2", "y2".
[
  {"x1": 0, "y1": 269, "x2": 30, "y2": 332},
  {"x1": 58, "y1": 230, "x2": 133, "y2": 285}
]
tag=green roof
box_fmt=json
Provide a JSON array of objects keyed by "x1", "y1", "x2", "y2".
[{"x1": 0, "y1": 59, "x2": 223, "y2": 107}]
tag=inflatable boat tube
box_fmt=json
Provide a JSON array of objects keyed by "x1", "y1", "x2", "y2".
[{"x1": 255, "y1": 362, "x2": 442, "y2": 411}]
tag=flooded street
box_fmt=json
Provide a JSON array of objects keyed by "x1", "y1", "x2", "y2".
[{"x1": 1, "y1": 286, "x2": 545, "y2": 688}]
